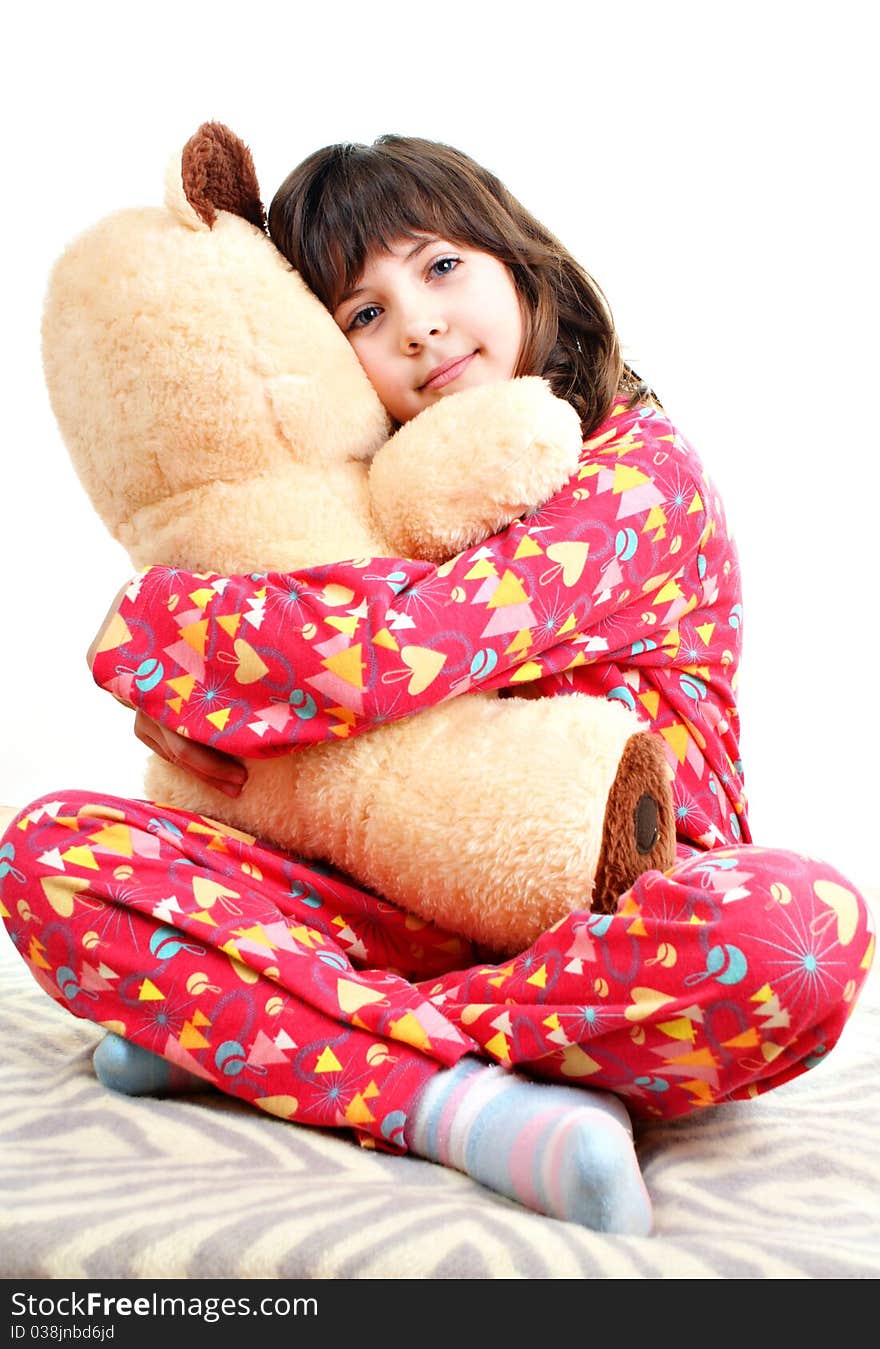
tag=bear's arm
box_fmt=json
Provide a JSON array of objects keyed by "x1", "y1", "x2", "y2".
[{"x1": 368, "y1": 378, "x2": 583, "y2": 563}]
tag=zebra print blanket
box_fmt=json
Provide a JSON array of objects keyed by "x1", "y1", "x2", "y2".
[{"x1": 1, "y1": 894, "x2": 877, "y2": 1280}]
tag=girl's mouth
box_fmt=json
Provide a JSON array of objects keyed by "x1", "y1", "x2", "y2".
[{"x1": 421, "y1": 352, "x2": 477, "y2": 390}]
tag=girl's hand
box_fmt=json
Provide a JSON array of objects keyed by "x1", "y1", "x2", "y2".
[{"x1": 134, "y1": 710, "x2": 248, "y2": 798}]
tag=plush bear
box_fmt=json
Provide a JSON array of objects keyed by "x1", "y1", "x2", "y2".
[{"x1": 41, "y1": 122, "x2": 676, "y2": 956}]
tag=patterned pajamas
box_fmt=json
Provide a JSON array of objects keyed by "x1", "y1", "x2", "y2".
[{"x1": 2, "y1": 397, "x2": 874, "y2": 1145}]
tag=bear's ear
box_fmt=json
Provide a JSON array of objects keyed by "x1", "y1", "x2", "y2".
[{"x1": 166, "y1": 121, "x2": 268, "y2": 232}]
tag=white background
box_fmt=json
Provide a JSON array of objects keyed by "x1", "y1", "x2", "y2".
[{"x1": 2, "y1": 1, "x2": 877, "y2": 891}]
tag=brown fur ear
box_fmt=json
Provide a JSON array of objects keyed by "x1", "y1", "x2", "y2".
[{"x1": 180, "y1": 122, "x2": 267, "y2": 231}]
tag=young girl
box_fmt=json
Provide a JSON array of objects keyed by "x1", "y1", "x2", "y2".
[{"x1": 2, "y1": 135, "x2": 873, "y2": 1238}]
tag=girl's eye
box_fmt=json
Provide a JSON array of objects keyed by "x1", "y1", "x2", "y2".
[
  {"x1": 348, "y1": 304, "x2": 381, "y2": 331},
  {"x1": 429, "y1": 256, "x2": 460, "y2": 279}
]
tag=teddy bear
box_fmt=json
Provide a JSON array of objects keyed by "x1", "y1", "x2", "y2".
[{"x1": 40, "y1": 121, "x2": 676, "y2": 957}]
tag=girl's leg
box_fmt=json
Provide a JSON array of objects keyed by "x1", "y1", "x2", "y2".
[
  {"x1": 0, "y1": 791, "x2": 473, "y2": 1143},
  {"x1": 422, "y1": 843, "x2": 875, "y2": 1119},
  {"x1": 1, "y1": 791, "x2": 652, "y2": 1232},
  {"x1": 397, "y1": 843, "x2": 871, "y2": 1233}
]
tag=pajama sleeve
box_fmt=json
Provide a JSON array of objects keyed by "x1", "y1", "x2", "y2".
[{"x1": 91, "y1": 400, "x2": 712, "y2": 755}]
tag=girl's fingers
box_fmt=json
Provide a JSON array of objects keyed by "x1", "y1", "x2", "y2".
[{"x1": 133, "y1": 713, "x2": 247, "y2": 796}]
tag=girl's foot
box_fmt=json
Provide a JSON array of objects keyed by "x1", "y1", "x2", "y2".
[
  {"x1": 92, "y1": 1031, "x2": 210, "y2": 1096},
  {"x1": 405, "y1": 1056, "x2": 653, "y2": 1234}
]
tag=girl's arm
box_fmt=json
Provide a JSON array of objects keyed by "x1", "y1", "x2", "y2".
[{"x1": 91, "y1": 401, "x2": 710, "y2": 756}]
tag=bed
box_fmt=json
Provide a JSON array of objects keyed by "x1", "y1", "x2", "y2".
[{"x1": 1, "y1": 803, "x2": 877, "y2": 1281}]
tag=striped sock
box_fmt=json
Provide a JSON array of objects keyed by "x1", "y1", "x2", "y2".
[{"x1": 405, "y1": 1057, "x2": 653, "y2": 1234}]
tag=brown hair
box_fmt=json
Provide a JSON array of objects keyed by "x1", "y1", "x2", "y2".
[{"x1": 268, "y1": 135, "x2": 655, "y2": 435}]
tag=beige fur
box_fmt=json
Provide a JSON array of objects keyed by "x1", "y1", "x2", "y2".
[{"x1": 42, "y1": 122, "x2": 674, "y2": 955}]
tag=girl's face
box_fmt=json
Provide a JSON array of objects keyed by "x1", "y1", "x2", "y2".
[{"x1": 332, "y1": 234, "x2": 525, "y2": 425}]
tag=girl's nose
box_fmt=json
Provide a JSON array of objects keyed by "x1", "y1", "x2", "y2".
[{"x1": 401, "y1": 313, "x2": 447, "y2": 353}]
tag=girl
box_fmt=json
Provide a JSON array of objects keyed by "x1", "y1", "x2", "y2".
[{"x1": 2, "y1": 136, "x2": 873, "y2": 1238}]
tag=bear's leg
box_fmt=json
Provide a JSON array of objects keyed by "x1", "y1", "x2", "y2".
[
  {"x1": 591, "y1": 729, "x2": 677, "y2": 914},
  {"x1": 146, "y1": 691, "x2": 677, "y2": 956},
  {"x1": 274, "y1": 690, "x2": 677, "y2": 956}
]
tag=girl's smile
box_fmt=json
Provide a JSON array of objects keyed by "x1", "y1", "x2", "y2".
[
  {"x1": 420, "y1": 351, "x2": 477, "y2": 390},
  {"x1": 332, "y1": 235, "x2": 524, "y2": 425}
]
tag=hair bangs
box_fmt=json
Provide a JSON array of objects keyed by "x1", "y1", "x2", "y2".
[{"x1": 273, "y1": 143, "x2": 475, "y2": 313}]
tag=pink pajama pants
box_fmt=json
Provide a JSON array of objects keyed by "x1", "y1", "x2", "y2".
[{"x1": 1, "y1": 791, "x2": 874, "y2": 1149}]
